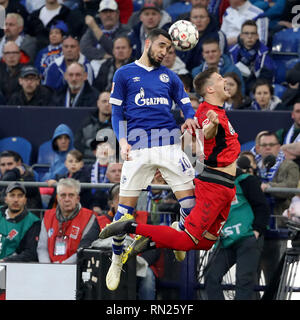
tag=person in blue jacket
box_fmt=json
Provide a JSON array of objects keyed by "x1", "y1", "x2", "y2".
[
  {"x1": 42, "y1": 123, "x2": 74, "y2": 182},
  {"x1": 192, "y1": 38, "x2": 245, "y2": 93},
  {"x1": 34, "y1": 20, "x2": 68, "y2": 80},
  {"x1": 250, "y1": 0, "x2": 286, "y2": 30},
  {"x1": 176, "y1": 5, "x2": 228, "y2": 72},
  {"x1": 43, "y1": 35, "x2": 94, "y2": 91},
  {"x1": 229, "y1": 20, "x2": 275, "y2": 95}
]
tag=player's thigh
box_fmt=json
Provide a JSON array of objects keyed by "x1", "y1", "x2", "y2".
[
  {"x1": 120, "y1": 149, "x2": 156, "y2": 192},
  {"x1": 156, "y1": 144, "x2": 195, "y2": 192}
]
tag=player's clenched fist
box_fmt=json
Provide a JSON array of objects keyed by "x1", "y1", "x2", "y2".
[{"x1": 206, "y1": 110, "x2": 219, "y2": 125}]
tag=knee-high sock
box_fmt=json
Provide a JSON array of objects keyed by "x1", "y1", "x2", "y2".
[
  {"x1": 136, "y1": 224, "x2": 196, "y2": 251},
  {"x1": 178, "y1": 196, "x2": 196, "y2": 230},
  {"x1": 112, "y1": 204, "x2": 134, "y2": 255}
]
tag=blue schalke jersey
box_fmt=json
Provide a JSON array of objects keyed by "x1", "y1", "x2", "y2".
[{"x1": 110, "y1": 61, "x2": 195, "y2": 149}]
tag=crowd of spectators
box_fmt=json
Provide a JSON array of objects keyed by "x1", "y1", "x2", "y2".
[
  {"x1": 0, "y1": 0, "x2": 299, "y2": 300},
  {"x1": 0, "y1": 0, "x2": 297, "y2": 110}
]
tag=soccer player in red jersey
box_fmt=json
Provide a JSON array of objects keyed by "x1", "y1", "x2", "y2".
[{"x1": 99, "y1": 68, "x2": 240, "y2": 253}]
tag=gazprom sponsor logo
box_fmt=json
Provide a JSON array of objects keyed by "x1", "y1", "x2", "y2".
[{"x1": 135, "y1": 87, "x2": 169, "y2": 106}]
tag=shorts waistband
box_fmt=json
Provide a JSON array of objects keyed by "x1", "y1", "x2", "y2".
[{"x1": 196, "y1": 167, "x2": 235, "y2": 188}]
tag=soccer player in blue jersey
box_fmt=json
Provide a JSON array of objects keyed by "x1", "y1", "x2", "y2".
[{"x1": 105, "y1": 28, "x2": 199, "y2": 291}]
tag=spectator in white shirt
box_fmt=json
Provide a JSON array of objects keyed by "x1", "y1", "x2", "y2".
[{"x1": 221, "y1": 0, "x2": 268, "y2": 46}]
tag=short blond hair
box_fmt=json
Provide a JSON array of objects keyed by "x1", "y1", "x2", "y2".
[
  {"x1": 57, "y1": 178, "x2": 81, "y2": 194},
  {"x1": 6, "y1": 13, "x2": 24, "y2": 28}
]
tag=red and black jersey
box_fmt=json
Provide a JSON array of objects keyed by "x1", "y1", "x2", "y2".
[{"x1": 195, "y1": 101, "x2": 240, "y2": 167}]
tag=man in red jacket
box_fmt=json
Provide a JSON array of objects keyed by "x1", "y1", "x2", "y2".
[
  {"x1": 37, "y1": 178, "x2": 97, "y2": 264},
  {"x1": 99, "y1": 68, "x2": 240, "y2": 255}
]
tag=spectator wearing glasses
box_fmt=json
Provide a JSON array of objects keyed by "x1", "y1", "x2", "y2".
[
  {"x1": 37, "y1": 178, "x2": 98, "y2": 264},
  {"x1": 255, "y1": 131, "x2": 299, "y2": 285},
  {"x1": 229, "y1": 20, "x2": 274, "y2": 95}
]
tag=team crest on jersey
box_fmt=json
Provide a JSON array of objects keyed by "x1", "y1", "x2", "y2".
[
  {"x1": 133, "y1": 77, "x2": 140, "y2": 82},
  {"x1": 121, "y1": 175, "x2": 127, "y2": 184},
  {"x1": 159, "y1": 73, "x2": 169, "y2": 83},
  {"x1": 228, "y1": 121, "x2": 235, "y2": 135},
  {"x1": 202, "y1": 118, "x2": 210, "y2": 127}
]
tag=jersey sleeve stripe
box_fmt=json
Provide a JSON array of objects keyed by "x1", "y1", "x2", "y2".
[{"x1": 109, "y1": 97, "x2": 123, "y2": 106}]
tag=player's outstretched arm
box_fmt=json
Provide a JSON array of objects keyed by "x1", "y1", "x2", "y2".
[
  {"x1": 181, "y1": 118, "x2": 200, "y2": 134},
  {"x1": 203, "y1": 110, "x2": 219, "y2": 140}
]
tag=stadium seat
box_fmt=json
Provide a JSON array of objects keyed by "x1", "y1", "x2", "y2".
[
  {"x1": 0, "y1": 136, "x2": 32, "y2": 165},
  {"x1": 271, "y1": 54, "x2": 300, "y2": 84},
  {"x1": 271, "y1": 28, "x2": 300, "y2": 84},
  {"x1": 37, "y1": 140, "x2": 55, "y2": 164},
  {"x1": 240, "y1": 140, "x2": 255, "y2": 152},
  {"x1": 32, "y1": 140, "x2": 55, "y2": 181},
  {"x1": 273, "y1": 83, "x2": 287, "y2": 99},
  {"x1": 272, "y1": 28, "x2": 300, "y2": 54}
]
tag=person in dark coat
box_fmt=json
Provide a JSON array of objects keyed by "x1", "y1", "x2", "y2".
[
  {"x1": 53, "y1": 62, "x2": 99, "y2": 108},
  {"x1": 92, "y1": 36, "x2": 134, "y2": 93},
  {"x1": 0, "y1": 150, "x2": 43, "y2": 217},
  {"x1": 79, "y1": 0, "x2": 131, "y2": 62},
  {"x1": 128, "y1": 2, "x2": 171, "y2": 59},
  {"x1": 27, "y1": 0, "x2": 85, "y2": 51},
  {"x1": 0, "y1": 41, "x2": 27, "y2": 101},
  {"x1": 47, "y1": 149, "x2": 93, "y2": 210},
  {"x1": 176, "y1": 5, "x2": 228, "y2": 72},
  {"x1": 7, "y1": 65, "x2": 55, "y2": 107},
  {"x1": 0, "y1": 0, "x2": 29, "y2": 34},
  {"x1": 74, "y1": 91, "x2": 113, "y2": 160}
]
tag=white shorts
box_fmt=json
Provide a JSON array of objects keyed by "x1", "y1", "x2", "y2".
[{"x1": 119, "y1": 144, "x2": 195, "y2": 197}]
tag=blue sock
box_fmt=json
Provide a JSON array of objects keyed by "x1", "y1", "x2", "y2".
[
  {"x1": 114, "y1": 204, "x2": 134, "y2": 221},
  {"x1": 112, "y1": 204, "x2": 135, "y2": 255},
  {"x1": 178, "y1": 196, "x2": 196, "y2": 230}
]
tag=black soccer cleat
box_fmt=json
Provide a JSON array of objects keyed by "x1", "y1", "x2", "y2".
[{"x1": 99, "y1": 213, "x2": 135, "y2": 239}]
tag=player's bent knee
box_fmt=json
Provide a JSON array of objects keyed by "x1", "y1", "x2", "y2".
[
  {"x1": 119, "y1": 189, "x2": 141, "y2": 197},
  {"x1": 172, "y1": 180, "x2": 194, "y2": 193}
]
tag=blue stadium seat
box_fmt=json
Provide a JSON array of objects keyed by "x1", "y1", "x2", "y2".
[
  {"x1": 32, "y1": 140, "x2": 55, "y2": 181},
  {"x1": 272, "y1": 54, "x2": 300, "y2": 84},
  {"x1": 271, "y1": 28, "x2": 300, "y2": 84},
  {"x1": 240, "y1": 140, "x2": 255, "y2": 152},
  {"x1": 273, "y1": 83, "x2": 287, "y2": 99},
  {"x1": 37, "y1": 140, "x2": 55, "y2": 164},
  {"x1": 272, "y1": 28, "x2": 300, "y2": 54},
  {"x1": 0, "y1": 136, "x2": 32, "y2": 165}
]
